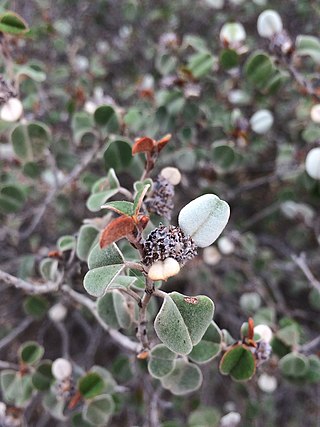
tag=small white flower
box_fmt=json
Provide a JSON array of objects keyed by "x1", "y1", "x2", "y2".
[
  {"x1": 305, "y1": 147, "x2": 320, "y2": 180},
  {"x1": 220, "y1": 22, "x2": 246, "y2": 44},
  {"x1": 257, "y1": 10, "x2": 283, "y2": 38},
  {"x1": 160, "y1": 167, "x2": 181, "y2": 185},
  {"x1": 254, "y1": 324, "x2": 273, "y2": 343},
  {"x1": 148, "y1": 257, "x2": 180, "y2": 281},
  {"x1": 0, "y1": 98, "x2": 23, "y2": 122},
  {"x1": 310, "y1": 104, "x2": 320, "y2": 123},
  {"x1": 52, "y1": 358, "x2": 72, "y2": 381},
  {"x1": 258, "y1": 373, "x2": 278, "y2": 393},
  {"x1": 220, "y1": 411, "x2": 241, "y2": 427},
  {"x1": 49, "y1": 303, "x2": 67, "y2": 323},
  {"x1": 250, "y1": 109, "x2": 274, "y2": 134},
  {"x1": 84, "y1": 100, "x2": 98, "y2": 114},
  {"x1": 217, "y1": 236, "x2": 235, "y2": 255}
]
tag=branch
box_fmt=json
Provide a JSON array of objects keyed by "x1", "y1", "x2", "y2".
[
  {"x1": 20, "y1": 139, "x2": 102, "y2": 239},
  {"x1": 61, "y1": 285, "x2": 140, "y2": 353},
  {"x1": 0, "y1": 269, "x2": 60, "y2": 294},
  {"x1": 0, "y1": 317, "x2": 33, "y2": 351},
  {"x1": 298, "y1": 334, "x2": 320, "y2": 354},
  {"x1": 291, "y1": 253, "x2": 320, "y2": 293}
]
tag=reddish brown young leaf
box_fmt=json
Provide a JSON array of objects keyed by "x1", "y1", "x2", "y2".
[
  {"x1": 156, "y1": 133, "x2": 172, "y2": 152},
  {"x1": 99, "y1": 216, "x2": 135, "y2": 248},
  {"x1": 248, "y1": 317, "x2": 254, "y2": 341},
  {"x1": 132, "y1": 136, "x2": 155, "y2": 155}
]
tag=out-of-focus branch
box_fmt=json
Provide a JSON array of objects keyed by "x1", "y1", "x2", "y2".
[
  {"x1": 61, "y1": 285, "x2": 140, "y2": 353},
  {"x1": 298, "y1": 334, "x2": 320, "y2": 354},
  {"x1": 291, "y1": 253, "x2": 320, "y2": 293},
  {"x1": 0, "y1": 269, "x2": 60, "y2": 294},
  {"x1": 0, "y1": 317, "x2": 33, "y2": 351}
]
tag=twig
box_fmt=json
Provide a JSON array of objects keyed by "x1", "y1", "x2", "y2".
[
  {"x1": 53, "y1": 321, "x2": 69, "y2": 358},
  {"x1": 0, "y1": 317, "x2": 33, "y2": 351},
  {"x1": 298, "y1": 335, "x2": 320, "y2": 354},
  {"x1": 61, "y1": 285, "x2": 139, "y2": 353},
  {"x1": 0, "y1": 269, "x2": 60, "y2": 294},
  {"x1": 291, "y1": 253, "x2": 320, "y2": 293},
  {"x1": 137, "y1": 278, "x2": 155, "y2": 350},
  {"x1": 0, "y1": 360, "x2": 19, "y2": 370},
  {"x1": 20, "y1": 138, "x2": 102, "y2": 239}
]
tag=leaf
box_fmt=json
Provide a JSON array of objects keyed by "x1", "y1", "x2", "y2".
[
  {"x1": 187, "y1": 52, "x2": 214, "y2": 78},
  {"x1": 11, "y1": 122, "x2": 51, "y2": 162},
  {"x1": 89, "y1": 366, "x2": 117, "y2": 394},
  {"x1": 97, "y1": 290, "x2": 131, "y2": 329},
  {"x1": 83, "y1": 394, "x2": 115, "y2": 426},
  {"x1": 245, "y1": 52, "x2": 274, "y2": 89},
  {"x1": 154, "y1": 292, "x2": 214, "y2": 355},
  {"x1": 133, "y1": 183, "x2": 151, "y2": 215},
  {"x1": 19, "y1": 341, "x2": 44, "y2": 365},
  {"x1": 39, "y1": 258, "x2": 59, "y2": 281},
  {"x1": 15, "y1": 64, "x2": 46, "y2": 82},
  {"x1": 132, "y1": 136, "x2": 155, "y2": 155},
  {"x1": 178, "y1": 194, "x2": 230, "y2": 247},
  {"x1": 188, "y1": 407, "x2": 221, "y2": 427},
  {"x1": 219, "y1": 344, "x2": 256, "y2": 381},
  {"x1": 57, "y1": 235, "x2": 76, "y2": 252},
  {"x1": 148, "y1": 344, "x2": 177, "y2": 379},
  {"x1": 104, "y1": 139, "x2": 133, "y2": 172},
  {"x1": 188, "y1": 321, "x2": 222, "y2": 364},
  {"x1": 0, "y1": 184, "x2": 26, "y2": 213},
  {"x1": 88, "y1": 243, "x2": 123, "y2": 270},
  {"x1": 43, "y1": 391, "x2": 67, "y2": 421},
  {"x1": 211, "y1": 142, "x2": 237, "y2": 170},
  {"x1": 0, "y1": 371, "x2": 33, "y2": 407},
  {"x1": 276, "y1": 324, "x2": 300, "y2": 347},
  {"x1": 86, "y1": 169, "x2": 120, "y2": 212},
  {"x1": 220, "y1": 49, "x2": 239, "y2": 70},
  {"x1": 108, "y1": 275, "x2": 138, "y2": 290},
  {"x1": 279, "y1": 352, "x2": 310, "y2": 378},
  {"x1": 78, "y1": 372, "x2": 105, "y2": 399},
  {"x1": 101, "y1": 200, "x2": 134, "y2": 216},
  {"x1": 0, "y1": 11, "x2": 29, "y2": 35},
  {"x1": 94, "y1": 105, "x2": 117, "y2": 128},
  {"x1": 23, "y1": 295, "x2": 49, "y2": 319},
  {"x1": 99, "y1": 216, "x2": 135, "y2": 248},
  {"x1": 71, "y1": 111, "x2": 95, "y2": 145},
  {"x1": 161, "y1": 359, "x2": 203, "y2": 395},
  {"x1": 32, "y1": 361, "x2": 54, "y2": 391},
  {"x1": 76, "y1": 225, "x2": 99, "y2": 262},
  {"x1": 296, "y1": 35, "x2": 320, "y2": 64},
  {"x1": 83, "y1": 265, "x2": 124, "y2": 297}
]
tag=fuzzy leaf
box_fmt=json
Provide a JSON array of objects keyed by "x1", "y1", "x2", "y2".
[
  {"x1": 188, "y1": 321, "x2": 222, "y2": 364},
  {"x1": 97, "y1": 290, "x2": 131, "y2": 329},
  {"x1": 0, "y1": 184, "x2": 26, "y2": 214},
  {"x1": 11, "y1": 122, "x2": 51, "y2": 162},
  {"x1": 99, "y1": 216, "x2": 135, "y2": 248},
  {"x1": 154, "y1": 292, "x2": 214, "y2": 355},
  {"x1": 86, "y1": 169, "x2": 119, "y2": 212},
  {"x1": 88, "y1": 243, "x2": 123, "y2": 270},
  {"x1": 279, "y1": 353, "x2": 310, "y2": 378},
  {"x1": 19, "y1": 341, "x2": 44, "y2": 365},
  {"x1": 83, "y1": 265, "x2": 124, "y2": 297},
  {"x1": 133, "y1": 183, "x2": 150, "y2": 215},
  {"x1": 0, "y1": 11, "x2": 29, "y2": 35},
  {"x1": 83, "y1": 394, "x2": 115, "y2": 426},
  {"x1": 148, "y1": 344, "x2": 177, "y2": 379},
  {"x1": 32, "y1": 361, "x2": 54, "y2": 391},
  {"x1": 219, "y1": 344, "x2": 256, "y2": 381},
  {"x1": 104, "y1": 139, "x2": 132, "y2": 172},
  {"x1": 79, "y1": 372, "x2": 104, "y2": 399},
  {"x1": 101, "y1": 200, "x2": 134, "y2": 216},
  {"x1": 178, "y1": 194, "x2": 230, "y2": 247},
  {"x1": 76, "y1": 225, "x2": 99, "y2": 262},
  {"x1": 161, "y1": 359, "x2": 203, "y2": 395},
  {"x1": 57, "y1": 235, "x2": 76, "y2": 252}
]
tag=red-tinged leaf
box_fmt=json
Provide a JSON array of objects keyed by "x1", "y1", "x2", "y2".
[
  {"x1": 248, "y1": 317, "x2": 254, "y2": 340},
  {"x1": 99, "y1": 216, "x2": 135, "y2": 249},
  {"x1": 156, "y1": 134, "x2": 172, "y2": 152},
  {"x1": 132, "y1": 136, "x2": 155, "y2": 155}
]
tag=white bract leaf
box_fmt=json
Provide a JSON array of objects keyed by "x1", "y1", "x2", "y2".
[
  {"x1": 178, "y1": 194, "x2": 230, "y2": 247},
  {"x1": 254, "y1": 324, "x2": 273, "y2": 343},
  {"x1": 310, "y1": 104, "x2": 320, "y2": 123},
  {"x1": 250, "y1": 109, "x2": 274, "y2": 134},
  {"x1": 217, "y1": 236, "x2": 235, "y2": 255},
  {"x1": 52, "y1": 358, "x2": 72, "y2": 380},
  {"x1": 48, "y1": 303, "x2": 67, "y2": 323},
  {"x1": 305, "y1": 147, "x2": 320, "y2": 180},
  {"x1": 160, "y1": 167, "x2": 181, "y2": 185},
  {"x1": 258, "y1": 373, "x2": 277, "y2": 393},
  {"x1": 0, "y1": 98, "x2": 23, "y2": 122},
  {"x1": 257, "y1": 10, "x2": 283, "y2": 38},
  {"x1": 220, "y1": 22, "x2": 246, "y2": 44},
  {"x1": 148, "y1": 257, "x2": 180, "y2": 281}
]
